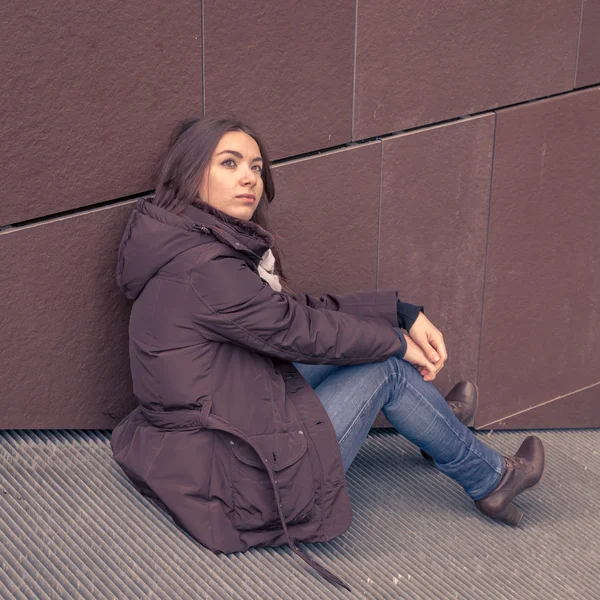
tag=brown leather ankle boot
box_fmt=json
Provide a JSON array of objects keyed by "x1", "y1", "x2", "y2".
[
  {"x1": 421, "y1": 381, "x2": 479, "y2": 462},
  {"x1": 475, "y1": 435, "x2": 545, "y2": 526}
]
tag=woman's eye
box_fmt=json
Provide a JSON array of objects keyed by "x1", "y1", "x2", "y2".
[{"x1": 221, "y1": 159, "x2": 262, "y2": 173}]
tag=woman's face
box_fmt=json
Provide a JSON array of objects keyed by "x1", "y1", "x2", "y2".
[{"x1": 198, "y1": 130, "x2": 264, "y2": 221}]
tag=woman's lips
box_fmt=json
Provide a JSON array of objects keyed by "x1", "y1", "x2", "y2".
[{"x1": 237, "y1": 195, "x2": 256, "y2": 202}]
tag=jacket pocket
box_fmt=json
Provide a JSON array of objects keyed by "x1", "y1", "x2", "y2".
[{"x1": 231, "y1": 431, "x2": 316, "y2": 531}]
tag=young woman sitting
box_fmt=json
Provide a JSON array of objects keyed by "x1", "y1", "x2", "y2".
[{"x1": 111, "y1": 116, "x2": 545, "y2": 591}]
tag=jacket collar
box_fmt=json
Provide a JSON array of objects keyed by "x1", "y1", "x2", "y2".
[{"x1": 181, "y1": 200, "x2": 273, "y2": 262}]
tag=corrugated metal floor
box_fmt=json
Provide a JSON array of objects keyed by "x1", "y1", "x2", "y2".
[{"x1": 1, "y1": 428, "x2": 599, "y2": 599}]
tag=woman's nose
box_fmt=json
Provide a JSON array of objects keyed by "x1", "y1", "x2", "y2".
[{"x1": 241, "y1": 166, "x2": 257, "y2": 185}]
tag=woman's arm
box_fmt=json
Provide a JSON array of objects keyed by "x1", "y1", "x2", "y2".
[
  {"x1": 292, "y1": 289, "x2": 400, "y2": 327},
  {"x1": 189, "y1": 251, "x2": 406, "y2": 365},
  {"x1": 295, "y1": 291, "x2": 423, "y2": 332}
]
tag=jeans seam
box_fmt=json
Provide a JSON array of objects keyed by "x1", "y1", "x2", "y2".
[
  {"x1": 405, "y1": 380, "x2": 503, "y2": 476},
  {"x1": 338, "y1": 372, "x2": 396, "y2": 447}
]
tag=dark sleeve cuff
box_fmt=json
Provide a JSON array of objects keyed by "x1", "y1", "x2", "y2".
[
  {"x1": 392, "y1": 327, "x2": 408, "y2": 359},
  {"x1": 396, "y1": 299, "x2": 424, "y2": 332}
]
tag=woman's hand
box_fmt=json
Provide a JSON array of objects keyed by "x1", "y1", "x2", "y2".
[
  {"x1": 406, "y1": 313, "x2": 448, "y2": 380},
  {"x1": 402, "y1": 333, "x2": 439, "y2": 381}
]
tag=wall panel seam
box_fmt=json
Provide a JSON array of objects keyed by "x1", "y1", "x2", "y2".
[
  {"x1": 201, "y1": 0, "x2": 206, "y2": 115},
  {"x1": 351, "y1": 0, "x2": 359, "y2": 140},
  {"x1": 5, "y1": 87, "x2": 599, "y2": 231},
  {"x1": 1, "y1": 196, "x2": 146, "y2": 232},
  {"x1": 573, "y1": 0, "x2": 585, "y2": 88},
  {"x1": 475, "y1": 113, "x2": 497, "y2": 386},
  {"x1": 477, "y1": 380, "x2": 600, "y2": 429},
  {"x1": 376, "y1": 141, "x2": 383, "y2": 290}
]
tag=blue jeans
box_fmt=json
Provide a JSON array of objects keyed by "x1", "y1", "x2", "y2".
[{"x1": 293, "y1": 341, "x2": 504, "y2": 501}]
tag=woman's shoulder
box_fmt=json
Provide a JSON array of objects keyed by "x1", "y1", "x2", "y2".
[
  {"x1": 155, "y1": 237, "x2": 236, "y2": 283},
  {"x1": 187, "y1": 241, "x2": 266, "y2": 310}
]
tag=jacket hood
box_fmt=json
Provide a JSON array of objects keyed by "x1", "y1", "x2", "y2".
[{"x1": 116, "y1": 198, "x2": 274, "y2": 300}]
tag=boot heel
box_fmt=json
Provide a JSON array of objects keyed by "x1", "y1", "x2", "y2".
[{"x1": 497, "y1": 503, "x2": 523, "y2": 526}]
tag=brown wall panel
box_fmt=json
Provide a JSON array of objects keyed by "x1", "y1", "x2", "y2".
[
  {"x1": 270, "y1": 142, "x2": 381, "y2": 294},
  {"x1": 0, "y1": 202, "x2": 136, "y2": 428},
  {"x1": 477, "y1": 88, "x2": 600, "y2": 428},
  {"x1": 0, "y1": 1, "x2": 596, "y2": 432},
  {"x1": 576, "y1": 0, "x2": 600, "y2": 87},
  {"x1": 480, "y1": 384, "x2": 600, "y2": 430},
  {"x1": 203, "y1": 0, "x2": 354, "y2": 160},
  {"x1": 0, "y1": 1, "x2": 202, "y2": 225},
  {"x1": 354, "y1": 0, "x2": 581, "y2": 139},
  {"x1": 378, "y1": 114, "x2": 495, "y2": 399}
]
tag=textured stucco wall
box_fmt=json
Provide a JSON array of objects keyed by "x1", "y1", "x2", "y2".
[{"x1": 1, "y1": 0, "x2": 598, "y2": 428}]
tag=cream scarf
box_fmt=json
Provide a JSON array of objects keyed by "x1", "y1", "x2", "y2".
[{"x1": 257, "y1": 249, "x2": 282, "y2": 292}]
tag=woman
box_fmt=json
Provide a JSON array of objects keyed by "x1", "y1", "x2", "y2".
[{"x1": 111, "y1": 116, "x2": 545, "y2": 591}]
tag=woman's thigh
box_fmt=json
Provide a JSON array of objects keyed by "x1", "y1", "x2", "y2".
[
  {"x1": 294, "y1": 359, "x2": 399, "y2": 472},
  {"x1": 292, "y1": 362, "x2": 344, "y2": 389}
]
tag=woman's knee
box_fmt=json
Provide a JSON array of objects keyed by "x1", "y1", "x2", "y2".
[
  {"x1": 381, "y1": 354, "x2": 411, "y2": 391},
  {"x1": 385, "y1": 353, "x2": 444, "y2": 400}
]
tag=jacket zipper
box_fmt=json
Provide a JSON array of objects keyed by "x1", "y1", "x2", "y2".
[
  {"x1": 192, "y1": 223, "x2": 211, "y2": 235},
  {"x1": 193, "y1": 223, "x2": 249, "y2": 253}
]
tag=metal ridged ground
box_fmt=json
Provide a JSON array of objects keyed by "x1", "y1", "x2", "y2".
[{"x1": 1, "y1": 428, "x2": 598, "y2": 599}]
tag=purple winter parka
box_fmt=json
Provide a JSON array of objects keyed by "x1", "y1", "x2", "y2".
[{"x1": 111, "y1": 198, "x2": 407, "y2": 590}]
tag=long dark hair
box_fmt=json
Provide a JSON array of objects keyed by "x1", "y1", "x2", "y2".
[{"x1": 152, "y1": 116, "x2": 292, "y2": 293}]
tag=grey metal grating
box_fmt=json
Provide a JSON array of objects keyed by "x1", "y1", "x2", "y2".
[{"x1": 1, "y1": 428, "x2": 599, "y2": 599}]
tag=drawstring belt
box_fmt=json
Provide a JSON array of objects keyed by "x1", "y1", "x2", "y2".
[{"x1": 140, "y1": 403, "x2": 351, "y2": 592}]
